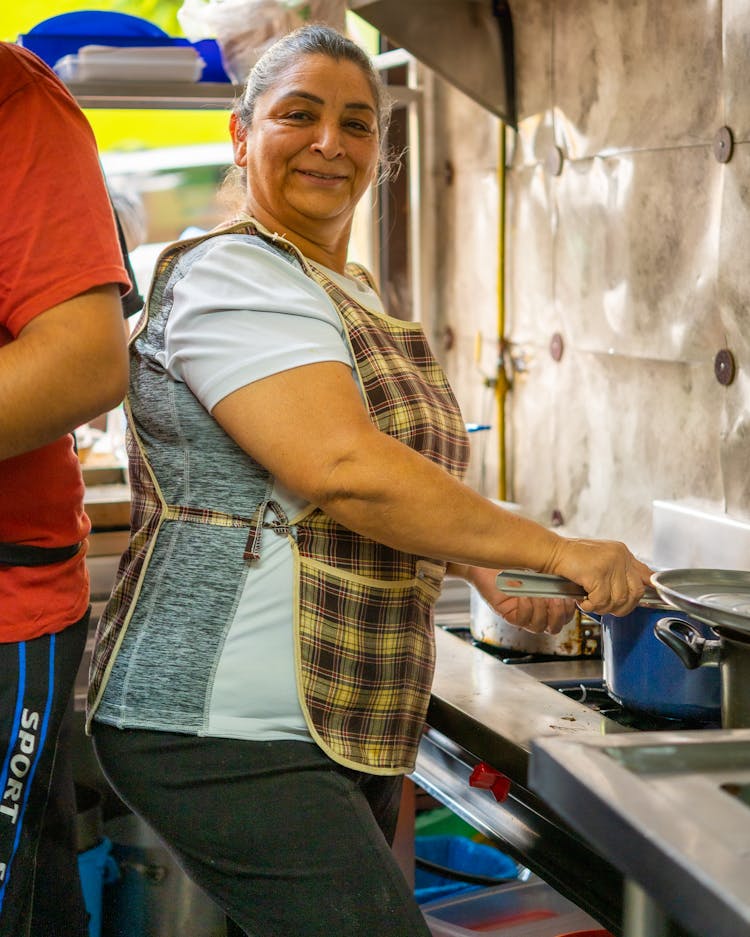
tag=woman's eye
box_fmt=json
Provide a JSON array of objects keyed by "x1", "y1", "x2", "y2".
[
  {"x1": 284, "y1": 110, "x2": 312, "y2": 121},
  {"x1": 346, "y1": 121, "x2": 374, "y2": 134}
]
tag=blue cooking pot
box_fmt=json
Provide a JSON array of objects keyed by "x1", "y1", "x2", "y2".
[{"x1": 594, "y1": 606, "x2": 721, "y2": 722}]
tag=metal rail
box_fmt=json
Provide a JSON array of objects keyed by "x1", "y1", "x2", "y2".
[{"x1": 412, "y1": 728, "x2": 625, "y2": 935}]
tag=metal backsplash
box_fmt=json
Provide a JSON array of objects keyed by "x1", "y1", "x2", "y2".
[{"x1": 486, "y1": 0, "x2": 749, "y2": 557}]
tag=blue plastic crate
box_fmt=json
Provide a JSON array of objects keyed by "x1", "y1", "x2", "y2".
[
  {"x1": 78, "y1": 837, "x2": 119, "y2": 937},
  {"x1": 415, "y1": 834, "x2": 518, "y2": 905}
]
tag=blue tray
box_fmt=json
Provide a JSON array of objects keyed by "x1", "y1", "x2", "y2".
[
  {"x1": 27, "y1": 11, "x2": 170, "y2": 38},
  {"x1": 415, "y1": 835, "x2": 518, "y2": 905},
  {"x1": 18, "y1": 11, "x2": 230, "y2": 83}
]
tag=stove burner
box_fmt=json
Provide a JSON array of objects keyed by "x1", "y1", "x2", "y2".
[
  {"x1": 558, "y1": 682, "x2": 613, "y2": 706},
  {"x1": 439, "y1": 626, "x2": 600, "y2": 663},
  {"x1": 440, "y1": 624, "x2": 719, "y2": 731},
  {"x1": 470, "y1": 637, "x2": 599, "y2": 665},
  {"x1": 555, "y1": 681, "x2": 721, "y2": 731}
]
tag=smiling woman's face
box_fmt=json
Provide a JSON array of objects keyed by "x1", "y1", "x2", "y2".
[{"x1": 231, "y1": 53, "x2": 380, "y2": 261}]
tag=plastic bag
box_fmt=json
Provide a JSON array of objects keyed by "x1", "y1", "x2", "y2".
[
  {"x1": 177, "y1": 0, "x2": 302, "y2": 82},
  {"x1": 297, "y1": 1, "x2": 346, "y2": 30},
  {"x1": 177, "y1": 0, "x2": 346, "y2": 82}
]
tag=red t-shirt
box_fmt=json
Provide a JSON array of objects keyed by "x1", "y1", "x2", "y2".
[{"x1": 0, "y1": 44, "x2": 129, "y2": 641}]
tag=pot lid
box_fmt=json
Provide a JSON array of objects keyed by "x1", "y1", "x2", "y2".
[{"x1": 651, "y1": 568, "x2": 750, "y2": 635}]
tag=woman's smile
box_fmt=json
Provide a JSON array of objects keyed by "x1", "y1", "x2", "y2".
[{"x1": 295, "y1": 167, "x2": 349, "y2": 184}]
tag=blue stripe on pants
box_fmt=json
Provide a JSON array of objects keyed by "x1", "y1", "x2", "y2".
[{"x1": 0, "y1": 636, "x2": 55, "y2": 913}]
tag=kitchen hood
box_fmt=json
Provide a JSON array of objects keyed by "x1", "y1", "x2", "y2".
[{"x1": 348, "y1": 0, "x2": 516, "y2": 126}]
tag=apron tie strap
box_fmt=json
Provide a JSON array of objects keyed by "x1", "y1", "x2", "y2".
[{"x1": 244, "y1": 499, "x2": 293, "y2": 561}]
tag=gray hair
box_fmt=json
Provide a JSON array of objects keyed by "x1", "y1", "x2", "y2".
[{"x1": 232, "y1": 24, "x2": 396, "y2": 176}]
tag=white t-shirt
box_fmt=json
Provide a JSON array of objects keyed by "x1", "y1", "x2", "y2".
[{"x1": 158, "y1": 237, "x2": 384, "y2": 741}]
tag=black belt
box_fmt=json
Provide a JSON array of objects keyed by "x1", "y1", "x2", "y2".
[{"x1": 0, "y1": 541, "x2": 82, "y2": 567}]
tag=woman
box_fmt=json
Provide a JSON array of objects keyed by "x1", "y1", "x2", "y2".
[{"x1": 88, "y1": 25, "x2": 650, "y2": 936}]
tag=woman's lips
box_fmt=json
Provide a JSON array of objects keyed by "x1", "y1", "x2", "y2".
[{"x1": 297, "y1": 169, "x2": 347, "y2": 184}]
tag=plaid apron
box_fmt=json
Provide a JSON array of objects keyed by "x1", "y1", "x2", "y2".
[{"x1": 88, "y1": 220, "x2": 470, "y2": 773}]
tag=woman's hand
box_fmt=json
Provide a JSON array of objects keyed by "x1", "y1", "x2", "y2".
[
  {"x1": 543, "y1": 538, "x2": 653, "y2": 617},
  {"x1": 465, "y1": 565, "x2": 577, "y2": 635}
]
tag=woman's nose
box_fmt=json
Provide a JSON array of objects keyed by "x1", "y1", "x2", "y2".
[{"x1": 310, "y1": 121, "x2": 344, "y2": 159}]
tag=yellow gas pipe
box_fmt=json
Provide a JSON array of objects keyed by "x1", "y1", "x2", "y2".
[{"x1": 496, "y1": 125, "x2": 508, "y2": 502}]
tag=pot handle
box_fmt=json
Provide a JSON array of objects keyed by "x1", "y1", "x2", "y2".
[
  {"x1": 654, "y1": 617, "x2": 720, "y2": 670},
  {"x1": 496, "y1": 570, "x2": 586, "y2": 598},
  {"x1": 496, "y1": 570, "x2": 662, "y2": 606}
]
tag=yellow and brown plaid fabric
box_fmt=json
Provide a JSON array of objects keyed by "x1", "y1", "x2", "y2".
[{"x1": 292, "y1": 260, "x2": 470, "y2": 771}]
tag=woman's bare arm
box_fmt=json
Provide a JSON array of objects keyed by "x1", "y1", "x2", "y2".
[{"x1": 212, "y1": 360, "x2": 650, "y2": 617}]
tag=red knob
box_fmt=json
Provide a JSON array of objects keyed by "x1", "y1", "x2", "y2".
[
  {"x1": 469, "y1": 762, "x2": 498, "y2": 789},
  {"x1": 469, "y1": 762, "x2": 511, "y2": 801},
  {"x1": 490, "y1": 774, "x2": 511, "y2": 802}
]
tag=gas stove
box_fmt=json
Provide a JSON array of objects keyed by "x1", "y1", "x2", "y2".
[
  {"x1": 413, "y1": 623, "x2": 711, "y2": 936},
  {"x1": 552, "y1": 680, "x2": 721, "y2": 731},
  {"x1": 442, "y1": 623, "x2": 721, "y2": 732},
  {"x1": 416, "y1": 504, "x2": 750, "y2": 937}
]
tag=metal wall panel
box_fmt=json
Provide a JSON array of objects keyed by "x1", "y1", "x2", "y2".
[
  {"x1": 554, "y1": 147, "x2": 724, "y2": 360},
  {"x1": 429, "y1": 0, "x2": 750, "y2": 555},
  {"x1": 553, "y1": 0, "x2": 722, "y2": 158},
  {"x1": 428, "y1": 79, "x2": 503, "y2": 496},
  {"x1": 724, "y1": 0, "x2": 750, "y2": 139},
  {"x1": 501, "y1": 0, "x2": 749, "y2": 554}
]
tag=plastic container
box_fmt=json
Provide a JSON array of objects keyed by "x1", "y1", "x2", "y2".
[
  {"x1": 54, "y1": 45, "x2": 205, "y2": 84},
  {"x1": 78, "y1": 837, "x2": 119, "y2": 937},
  {"x1": 415, "y1": 835, "x2": 518, "y2": 904},
  {"x1": 415, "y1": 807, "x2": 480, "y2": 840},
  {"x1": 422, "y1": 878, "x2": 610, "y2": 937},
  {"x1": 26, "y1": 10, "x2": 169, "y2": 38}
]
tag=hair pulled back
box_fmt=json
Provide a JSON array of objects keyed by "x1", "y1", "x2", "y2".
[{"x1": 233, "y1": 24, "x2": 394, "y2": 169}]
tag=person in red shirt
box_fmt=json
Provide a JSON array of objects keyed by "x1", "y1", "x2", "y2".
[{"x1": 0, "y1": 42, "x2": 130, "y2": 936}]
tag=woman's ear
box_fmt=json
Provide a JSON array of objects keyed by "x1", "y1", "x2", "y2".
[{"x1": 230, "y1": 113, "x2": 248, "y2": 167}]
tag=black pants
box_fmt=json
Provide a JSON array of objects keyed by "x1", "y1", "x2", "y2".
[
  {"x1": 93, "y1": 727, "x2": 433, "y2": 937},
  {"x1": 0, "y1": 612, "x2": 89, "y2": 937}
]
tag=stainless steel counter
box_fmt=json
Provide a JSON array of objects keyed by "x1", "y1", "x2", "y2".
[
  {"x1": 531, "y1": 729, "x2": 750, "y2": 937},
  {"x1": 413, "y1": 627, "x2": 685, "y2": 937},
  {"x1": 427, "y1": 627, "x2": 623, "y2": 775}
]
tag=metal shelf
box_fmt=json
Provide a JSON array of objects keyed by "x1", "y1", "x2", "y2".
[
  {"x1": 69, "y1": 79, "x2": 419, "y2": 110},
  {"x1": 68, "y1": 81, "x2": 241, "y2": 109}
]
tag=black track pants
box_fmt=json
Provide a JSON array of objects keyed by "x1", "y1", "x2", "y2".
[
  {"x1": 0, "y1": 612, "x2": 89, "y2": 937},
  {"x1": 93, "y1": 727, "x2": 433, "y2": 937}
]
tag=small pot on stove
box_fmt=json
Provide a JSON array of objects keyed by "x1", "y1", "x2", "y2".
[
  {"x1": 655, "y1": 618, "x2": 750, "y2": 728},
  {"x1": 470, "y1": 507, "x2": 603, "y2": 658},
  {"x1": 598, "y1": 605, "x2": 720, "y2": 723},
  {"x1": 469, "y1": 588, "x2": 601, "y2": 657}
]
